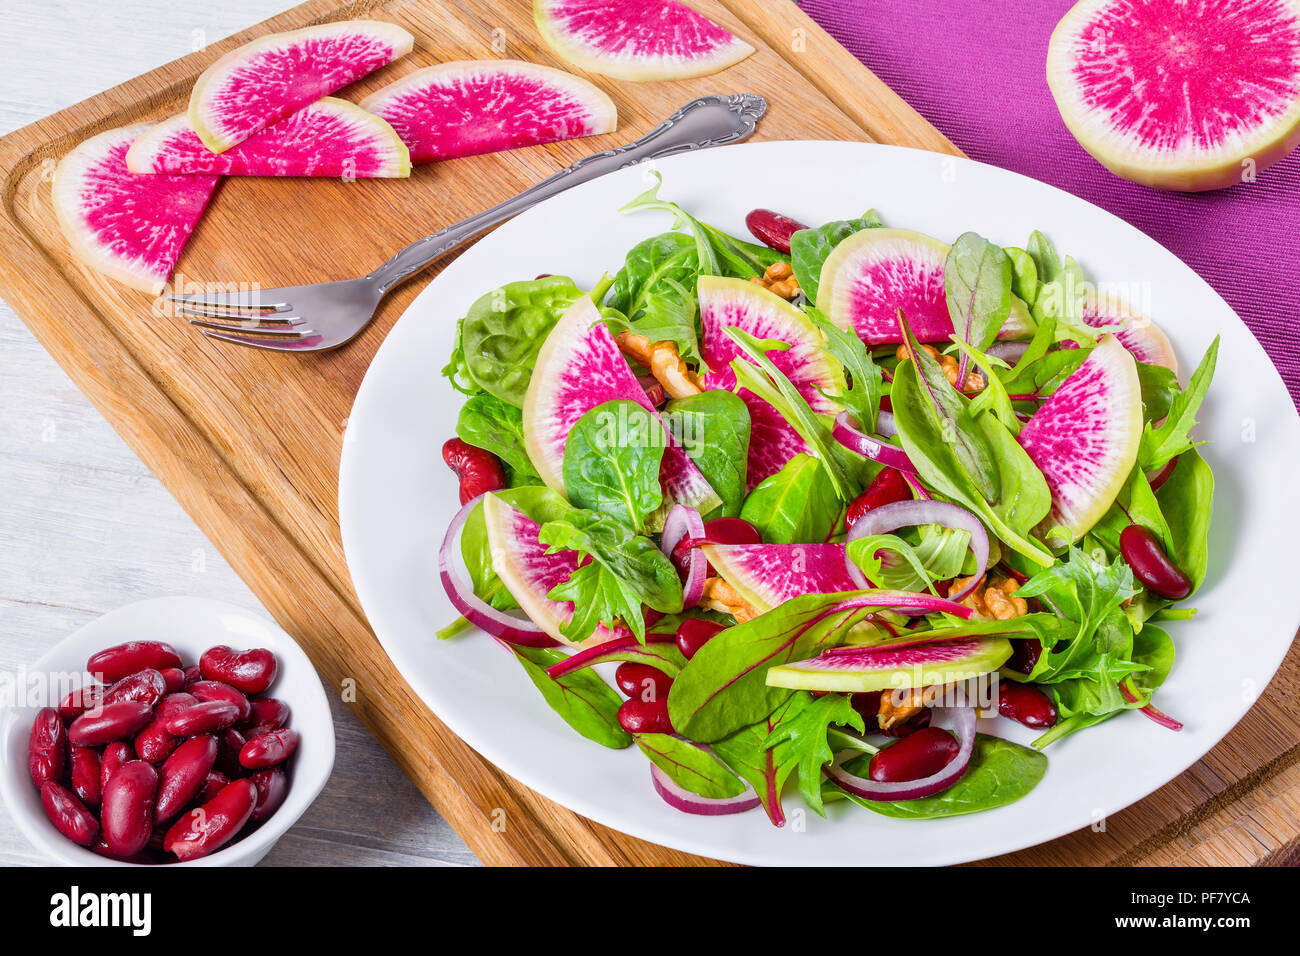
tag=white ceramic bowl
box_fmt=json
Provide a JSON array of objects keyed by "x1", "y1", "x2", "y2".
[{"x1": 0, "y1": 597, "x2": 336, "y2": 866}]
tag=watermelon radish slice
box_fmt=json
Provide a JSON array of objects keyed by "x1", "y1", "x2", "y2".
[
  {"x1": 534, "y1": 0, "x2": 754, "y2": 81},
  {"x1": 1017, "y1": 335, "x2": 1143, "y2": 542},
  {"x1": 189, "y1": 20, "x2": 414, "y2": 153},
  {"x1": 765, "y1": 637, "x2": 1012, "y2": 693},
  {"x1": 698, "y1": 276, "x2": 842, "y2": 489},
  {"x1": 700, "y1": 543, "x2": 857, "y2": 612},
  {"x1": 818, "y1": 228, "x2": 1035, "y2": 346},
  {"x1": 360, "y1": 60, "x2": 617, "y2": 164},
  {"x1": 126, "y1": 98, "x2": 410, "y2": 177},
  {"x1": 482, "y1": 494, "x2": 625, "y2": 648},
  {"x1": 52, "y1": 124, "x2": 220, "y2": 294},
  {"x1": 523, "y1": 296, "x2": 721, "y2": 518},
  {"x1": 1081, "y1": 288, "x2": 1178, "y2": 373},
  {"x1": 1047, "y1": 0, "x2": 1300, "y2": 191}
]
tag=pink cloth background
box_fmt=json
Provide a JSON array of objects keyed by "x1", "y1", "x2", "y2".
[{"x1": 800, "y1": 0, "x2": 1300, "y2": 405}]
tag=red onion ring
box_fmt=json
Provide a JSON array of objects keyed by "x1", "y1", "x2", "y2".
[
  {"x1": 650, "y1": 761, "x2": 761, "y2": 816},
  {"x1": 875, "y1": 409, "x2": 897, "y2": 438},
  {"x1": 825, "y1": 707, "x2": 976, "y2": 801},
  {"x1": 833, "y1": 412, "x2": 917, "y2": 474},
  {"x1": 843, "y1": 500, "x2": 990, "y2": 601},
  {"x1": 660, "y1": 505, "x2": 707, "y2": 608},
  {"x1": 987, "y1": 341, "x2": 1031, "y2": 365},
  {"x1": 438, "y1": 494, "x2": 558, "y2": 648}
]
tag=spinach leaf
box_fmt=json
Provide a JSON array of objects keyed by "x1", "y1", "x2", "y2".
[
  {"x1": 1154, "y1": 448, "x2": 1214, "y2": 592},
  {"x1": 1004, "y1": 246, "x2": 1039, "y2": 308},
  {"x1": 562, "y1": 400, "x2": 666, "y2": 533},
  {"x1": 458, "y1": 487, "x2": 571, "y2": 612},
  {"x1": 455, "y1": 275, "x2": 588, "y2": 405},
  {"x1": 1024, "y1": 232, "x2": 1102, "y2": 347},
  {"x1": 945, "y1": 231, "x2": 1013, "y2": 354},
  {"x1": 763, "y1": 691, "x2": 864, "y2": 815},
  {"x1": 712, "y1": 695, "x2": 803, "y2": 826},
  {"x1": 512, "y1": 645, "x2": 631, "y2": 749},
  {"x1": 806, "y1": 305, "x2": 884, "y2": 433},
  {"x1": 790, "y1": 211, "x2": 884, "y2": 303},
  {"x1": 1136, "y1": 361, "x2": 1180, "y2": 422},
  {"x1": 1129, "y1": 624, "x2": 1176, "y2": 697},
  {"x1": 740, "y1": 453, "x2": 841, "y2": 543},
  {"x1": 607, "y1": 233, "x2": 706, "y2": 367},
  {"x1": 456, "y1": 393, "x2": 541, "y2": 484},
  {"x1": 1139, "y1": 337, "x2": 1219, "y2": 470},
  {"x1": 667, "y1": 593, "x2": 874, "y2": 741},
  {"x1": 635, "y1": 733, "x2": 746, "y2": 798},
  {"x1": 665, "y1": 390, "x2": 750, "y2": 517},
  {"x1": 831, "y1": 735, "x2": 1046, "y2": 818}
]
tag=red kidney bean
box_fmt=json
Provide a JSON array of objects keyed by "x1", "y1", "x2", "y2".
[
  {"x1": 154, "y1": 735, "x2": 218, "y2": 821},
  {"x1": 69, "y1": 700, "x2": 152, "y2": 748},
  {"x1": 199, "y1": 646, "x2": 278, "y2": 695},
  {"x1": 745, "y1": 208, "x2": 808, "y2": 255},
  {"x1": 102, "y1": 668, "x2": 166, "y2": 709},
  {"x1": 215, "y1": 728, "x2": 247, "y2": 778},
  {"x1": 868, "y1": 727, "x2": 959, "y2": 782},
  {"x1": 1119, "y1": 524, "x2": 1192, "y2": 600},
  {"x1": 193, "y1": 771, "x2": 230, "y2": 807},
  {"x1": 1004, "y1": 638, "x2": 1042, "y2": 675},
  {"x1": 69, "y1": 746, "x2": 101, "y2": 808},
  {"x1": 100, "y1": 760, "x2": 158, "y2": 856},
  {"x1": 91, "y1": 838, "x2": 155, "y2": 864},
  {"x1": 614, "y1": 663, "x2": 672, "y2": 701},
  {"x1": 165, "y1": 700, "x2": 241, "y2": 737},
  {"x1": 164, "y1": 779, "x2": 257, "y2": 861},
  {"x1": 58, "y1": 683, "x2": 104, "y2": 722},
  {"x1": 997, "y1": 682, "x2": 1058, "y2": 729},
  {"x1": 673, "y1": 517, "x2": 762, "y2": 578},
  {"x1": 675, "y1": 618, "x2": 726, "y2": 660},
  {"x1": 134, "y1": 692, "x2": 197, "y2": 763},
  {"x1": 86, "y1": 641, "x2": 181, "y2": 684},
  {"x1": 188, "y1": 680, "x2": 251, "y2": 722},
  {"x1": 182, "y1": 665, "x2": 201, "y2": 688},
  {"x1": 39, "y1": 781, "x2": 99, "y2": 846},
  {"x1": 100, "y1": 742, "x2": 132, "y2": 793},
  {"x1": 845, "y1": 467, "x2": 912, "y2": 533},
  {"x1": 28, "y1": 707, "x2": 67, "y2": 788},
  {"x1": 249, "y1": 767, "x2": 289, "y2": 822},
  {"x1": 879, "y1": 707, "x2": 932, "y2": 738},
  {"x1": 441, "y1": 437, "x2": 506, "y2": 505},
  {"x1": 241, "y1": 697, "x2": 290, "y2": 738},
  {"x1": 159, "y1": 667, "x2": 186, "y2": 694},
  {"x1": 616, "y1": 697, "x2": 673, "y2": 735},
  {"x1": 239, "y1": 728, "x2": 299, "y2": 769}
]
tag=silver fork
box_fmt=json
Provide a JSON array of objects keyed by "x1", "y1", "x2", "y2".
[{"x1": 172, "y1": 93, "x2": 767, "y2": 352}]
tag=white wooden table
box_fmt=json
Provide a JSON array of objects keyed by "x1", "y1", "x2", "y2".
[{"x1": 0, "y1": 0, "x2": 477, "y2": 866}]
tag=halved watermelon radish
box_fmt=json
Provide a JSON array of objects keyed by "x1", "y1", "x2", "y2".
[
  {"x1": 52, "y1": 124, "x2": 220, "y2": 294},
  {"x1": 126, "y1": 98, "x2": 410, "y2": 177},
  {"x1": 1017, "y1": 334, "x2": 1143, "y2": 542},
  {"x1": 1047, "y1": 0, "x2": 1300, "y2": 191},
  {"x1": 700, "y1": 542, "x2": 857, "y2": 612},
  {"x1": 523, "y1": 296, "x2": 721, "y2": 518},
  {"x1": 189, "y1": 21, "x2": 414, "y2": 153},
  {"x1": 1081, "y1": 288, "x2": 1178, "y2": 373},
  {"x1": 482, "y1": 494, "x2": 624, "y2": 648},
  {"x1": 534, "y1": 0, "x2": 754, "y2": 81},
  {"x1": 360, "y1": 60, "x2": 616, "y2": 164},
  {"x1": 765, "y1": 637, "x2": 1012, "y2": 693},
  {"x1": 817, "y1": 228, "x2": 1034, "y2": 346},
  {"x1": 698, "y1": 276, "x2": 841, "y2": 489}
]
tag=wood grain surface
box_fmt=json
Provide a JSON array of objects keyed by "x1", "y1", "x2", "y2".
[{"x1": 0, "y1": 0, "x2": 1294, "y2": 866}]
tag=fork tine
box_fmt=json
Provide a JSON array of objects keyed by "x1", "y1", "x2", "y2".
[
  {"x1": 198, "y1": 328, "x2": 327, "y2": 351},
  {"x1": 178, "y1": 304, "x2": 303, "y2": 322},
  {"x1": 187, "y1": 317, "x2": 309, "y2": 336},
  {"x1": 169, "y1": 288, "x2": 295, "y2": 311}
]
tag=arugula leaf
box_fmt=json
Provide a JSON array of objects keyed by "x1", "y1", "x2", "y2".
[
  {"x1": 740, "y1": 453, "x2": 841, "y2": 544},
  {"x1": 666, "y1": 390, "x2": 750, "y2": 517},
  {"x1": 548, "y1": 561, "x2": 648, "y2": 644},
  {"x1": 456, "y1": 393, "x2": 541, "y2": 485},
  {"x1": 945, "y1": 231, "x2": 1013, "y2": 355},
  {"x1": 512, "y1": 645, "x2": 631, "y2": 749},
  {"x1": 1004, "y1": 246, "x2": 1039, "y2": 308},
  {"x1": 790, "y1": 211, "x2": 884, "y2": 303},
  {"x1": 806, "y1": 305, "x2": 884, "y2": 432},
  {"x1": 635, "y1": 733, "x2": 746, "y2": 799},
  {"x1": 562, "y1": 400, "x2": 666, "y2": 533},
  {"x1": 762, "y1": 691, "x2": 864, "y2": 815},
  {"x1": 1139, "y1": 337, "x2": 1219, "y2": 470},
  {"x1": 829, "y1": 735, "x2": 1046, "y2": 818},
  {"x1": 1024, "y1": 232, "x2": 1103, "y2": 347},
  {"x1": 1017, "y1": 547, "x2": 1141, "y2": 663}
]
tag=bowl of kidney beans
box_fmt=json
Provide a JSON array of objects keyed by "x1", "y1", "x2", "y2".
[{"x1": 0, "y1": 597, "x2": 335, "y2": 866}]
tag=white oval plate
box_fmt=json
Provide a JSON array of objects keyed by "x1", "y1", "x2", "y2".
[{"x1": 340, "y1": 141, "x2": 1300, "y2": 866}]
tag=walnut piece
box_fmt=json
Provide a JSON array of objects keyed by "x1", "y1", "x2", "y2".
[
  {"x1": 878, "y1": 687, "x2": 925, "y2": 730},
  {"x1": 750, "y1": 261, "x2": 800, "y2": 300},
  {"x1": 615, "y1": 330, "x2": 701, "y2": 399},
  {"x1": 895, "y1": 342, "x2": 986, "y2": 392},
  {"x1": 951, "y1": 574, "x2": 1028, "y2": 621},
  {"x1": 700, "y1": 577, "x2": 760, "y2": 623}
]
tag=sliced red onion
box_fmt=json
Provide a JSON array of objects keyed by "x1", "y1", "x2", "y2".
[
  {"x1": 987, "y1": 341, "x2": 1031, "y2": 364},
  {"x1": 438, "y1": 494, "x2": 558, "y2": 648},
  {"x1": 660, "y1": 504, "x2": 707, "y2": 608},
  {"x1": 825, "y1": 706, "x2": 976, "y2": 801},
  {"x1": 843, "y1": 499, "x2": 989, "y2": 601},
  {"x1": 650, "y1": 762, "x2": 761, "y2": 816},
  {"x1": 1120, "y1": 681, "x2": 1183, "y2": 731},
  {"x1": 875, "y1": 409, "x2": 897, "y2": 438},
  {"x1": 545, "y1": 633, "x2": 675, "y2": 680},
  {"x1": 833, "y1": 412, "x2": 916, "y2": 474}
]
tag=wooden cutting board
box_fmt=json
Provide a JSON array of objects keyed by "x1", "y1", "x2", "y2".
[{"x1": 0, "y1": 0, "x2": 1295, "y2": 867}]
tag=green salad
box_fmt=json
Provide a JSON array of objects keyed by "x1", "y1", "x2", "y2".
[{"x1": 436, "y1": 173, "x2": 1217, "y2": 824}]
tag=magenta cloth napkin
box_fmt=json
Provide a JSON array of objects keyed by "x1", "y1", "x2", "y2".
[{"x1": 800, "y1": 0, "x2": 1300, "y2": 404}]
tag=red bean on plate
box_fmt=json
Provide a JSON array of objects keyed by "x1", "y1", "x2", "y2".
[
  {"x1": 199, "y1": 646, "x2": 277, "y2": 695},
  {"x1": 86, "y1": 641, "x2": 181, "y2": 684}
]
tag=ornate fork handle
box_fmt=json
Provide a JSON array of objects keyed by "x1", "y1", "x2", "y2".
[{"x1": 366, "y1": 94, "x2": 767, "y2": 295}]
